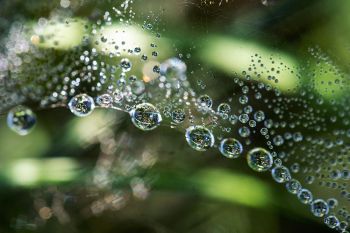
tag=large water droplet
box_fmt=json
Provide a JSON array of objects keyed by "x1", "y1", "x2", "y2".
[
  {"x1": 247, "y1": 148, "x2": 273, "y2": 172},
  {"x1": 130, "y1": 103, "x2": 162, "y2": 131},
  {"x1": 298, "y1": 189, "x2": 313, "y2": 204},
  {"x1": 324, "y1": 215, "x2": 339, "y2": 229},
  {"x1": 217, "y1": 103, "x2": 231, "y2": 115},
  {"x1": 171, "y1": 109, "x2": 186, "y2": 124},
  {"x1": 286, "y1": 179, "x2": 301, "y2": 194},
  {"x1": 7, "y1": 105, "x2": 36, "y2": 136},
  {"x1": 271, "y1": 166, "x2": 291, "y2": 183},
  {"x1": 185, "y1": 125, "x2": 214, "y2": 151},
  {"x1": 311, "y1": 199, "x2": 329, "y2": 217},
  {"x1": 68, "y1": 94, "x2": 95, "y2": 117},
  {"x1": 219, "y1": 138, "x2": 243, "y2": 159},
  {"x1": 198, "y1": 95, "x2": 213, "y2": 109}
]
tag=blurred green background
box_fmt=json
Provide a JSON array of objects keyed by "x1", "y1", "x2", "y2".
[{"x1": 1, "y1": 0, "x2": 350, "y2": 232}]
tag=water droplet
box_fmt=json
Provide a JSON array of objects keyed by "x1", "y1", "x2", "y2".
[
  {"x1": 327, "y1": 198, "x2": 338, "y2": 209},
  {"x1": 68, "y1": 94, "x2": 95, "y2": 117},
  {"x1": 217, "y1": 103, "x2": 231, "y2": 115},
  {"x1": 298, "y1": 189, "x2": 313, "y2": 204},
  {"x1": 311, "y1": 199, "x2": 329, "y2": 217},
  {"x1": 7, "y1": 105, "x2": 36, "y2": 136},
  {"x1": 286, "y1": 179, "x2": 301, "y2": 194},
  {"x1": 239, "y1": 126, "x2": 251, "y2": 138},
  {"x1": 198, "y1": 95, "x2": 213, "y2": 109},
  {"x1": 254, "y1": 110, "x2": 265, "y2": 122},
  {"x1": 113, "y1": 89, "x2": 124, "y2": 103},
  {"x1": 247, "y1": 148, "x2": 273, "y2": 172},
  {"x1": 130, "y1": 103, "x2": 162, "y2": 131},
  {"x1": 324, "y1": 215, "x2": 339, "y2": 229},
  {"x1": 271, "y1": 166, "x2": 291, "y2": 183},
  {"x1": 134, "y1": 47, "x2": 141, "y2": 54},
  {"x1": 219, "y1": 138, "x2": 243, "y2": 159},
  {"x1": 171, "y1": 109, "x2": 186, "y2": 124},
  {"x1": 160, "y1": 57, "x2": 187, "y2": 79},
  {"x1": 273, "y1": 135, "x2": 284, "y2": 146},
  {"x1": 130, "y1": 80, "x2": 145, "y2": 95},
  {"x1": 185, "y1": 125, "x2": 214, "y2": 151},
  {"x1": 96, "y1": 94, "x2": 113, "y2": 108},
  {"x1": 120, "y1": 58, "x2": 132, "y2": 72}
]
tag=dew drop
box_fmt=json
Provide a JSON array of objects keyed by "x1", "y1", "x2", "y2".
[
  {"x1": 7, "y1": 105, "x2": 36, "y2": 136},
  {"x1": 286, "y1": 179, "x2": 302, "y2": 194},
  {"x1": 324, "y1": 215, "x2": 340, "y2": 229},
  {"x1": 219, "y1": 138, "x2": 243, "y2": 159},
  {"x1": 96, "y1": 94, "x2": 113, "y2": 108},
  {"x1": 271, "y1": 166, "x2": 291, "y2": 183},
  {"x1": 247, "y1": 148, "x2": 273, "y2": 172},
  {"x1": 130, "y1": 103, "x2": 162, "y2": 131},
  {"x1": 185, "y1": 125, "x2": 214, "y2": 151},
  {"x1": 217, "y1": 103, "x2": 231, "y2": 115},
  {"x1": 120, "y1": 58, "x2": 132, "y2": 72},
  {"x1": 298, "y1": 189, "x2": 313, "y2": 204},
  {"x1": 311, "y1": 199, "x2": 329, "y2": 217},
  {"x1": 171, "y1": 109, "x2": 186, "y2": 124},
  {"x1": 198, "y1": 95, "x2": 213, "y2": 109},
  {"x1": 68, "y1": 94, "x2": 95, "y2": 117}
]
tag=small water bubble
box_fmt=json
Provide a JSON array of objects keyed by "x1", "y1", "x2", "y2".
[
  {"x1": 293, "y1": 132, "x2": 303, "y2": 142},
  {"x1": 339, "y1": 221, "x2": 348, "y2": 231},
  {"x1": 120, "y1": 58, "x2": 132, "y2": 72},
  {"x1": 141, "y1": 54, "x2": 148, "y2": 61},
  {"x1": 290, "y1": 163, "x2": 300, "y2": 173},
  {"x1": 101, "y1": 36, "x2": 108, "y2": 43},
  {"x1": 229, "y1": 115, "x2": 238, "y2": 125},
  {"x1": 239, "y1": 126, "x2": 251, "y2": 138},
  {"x1": 244, "y1": 105, "x2": 253, "y2": 114},
  {"x1": 134, "y1": 47, "x2": 141, "y2": 54},
  {"x1": 130, "y1": 81, "x2": 145, "y2": 95},
  {"x1": 152, "y1": 51, "x2": 158, "y2": 57},
  {"x1": 327, "y1": 198, "x2": 338, "y2": 209},
  {"x1": 248, "y1": 120, "x2": 257, "y2": 128},
  {"x1": 239, "y1": 114, "x2": 249, "y2": 124},
  {"x1": 153, "y1": 65, "x2": 160, "y2": 73},
  {"x1": 113, "y1": 89, "x2": 124, "y2": 103},
  {"x1": 273, "y1": 135, "x2": 284, "y2": 146},
  {"x1": 96, "y1": 94, "x2": 113, "y2": 108},
  {"x1": 239, "y1": 95, "x2": 249, "y2": 105},
  {"x1": 254, "y1": 110, "x2": 265, "y2": 122},
  {"x1": 260, "y1": 127, "x2": 269, "y2": 136}
]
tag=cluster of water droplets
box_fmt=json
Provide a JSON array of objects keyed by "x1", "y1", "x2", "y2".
[{"x1": 61, "y1": 49, "x2": 350, "y2": 231}]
